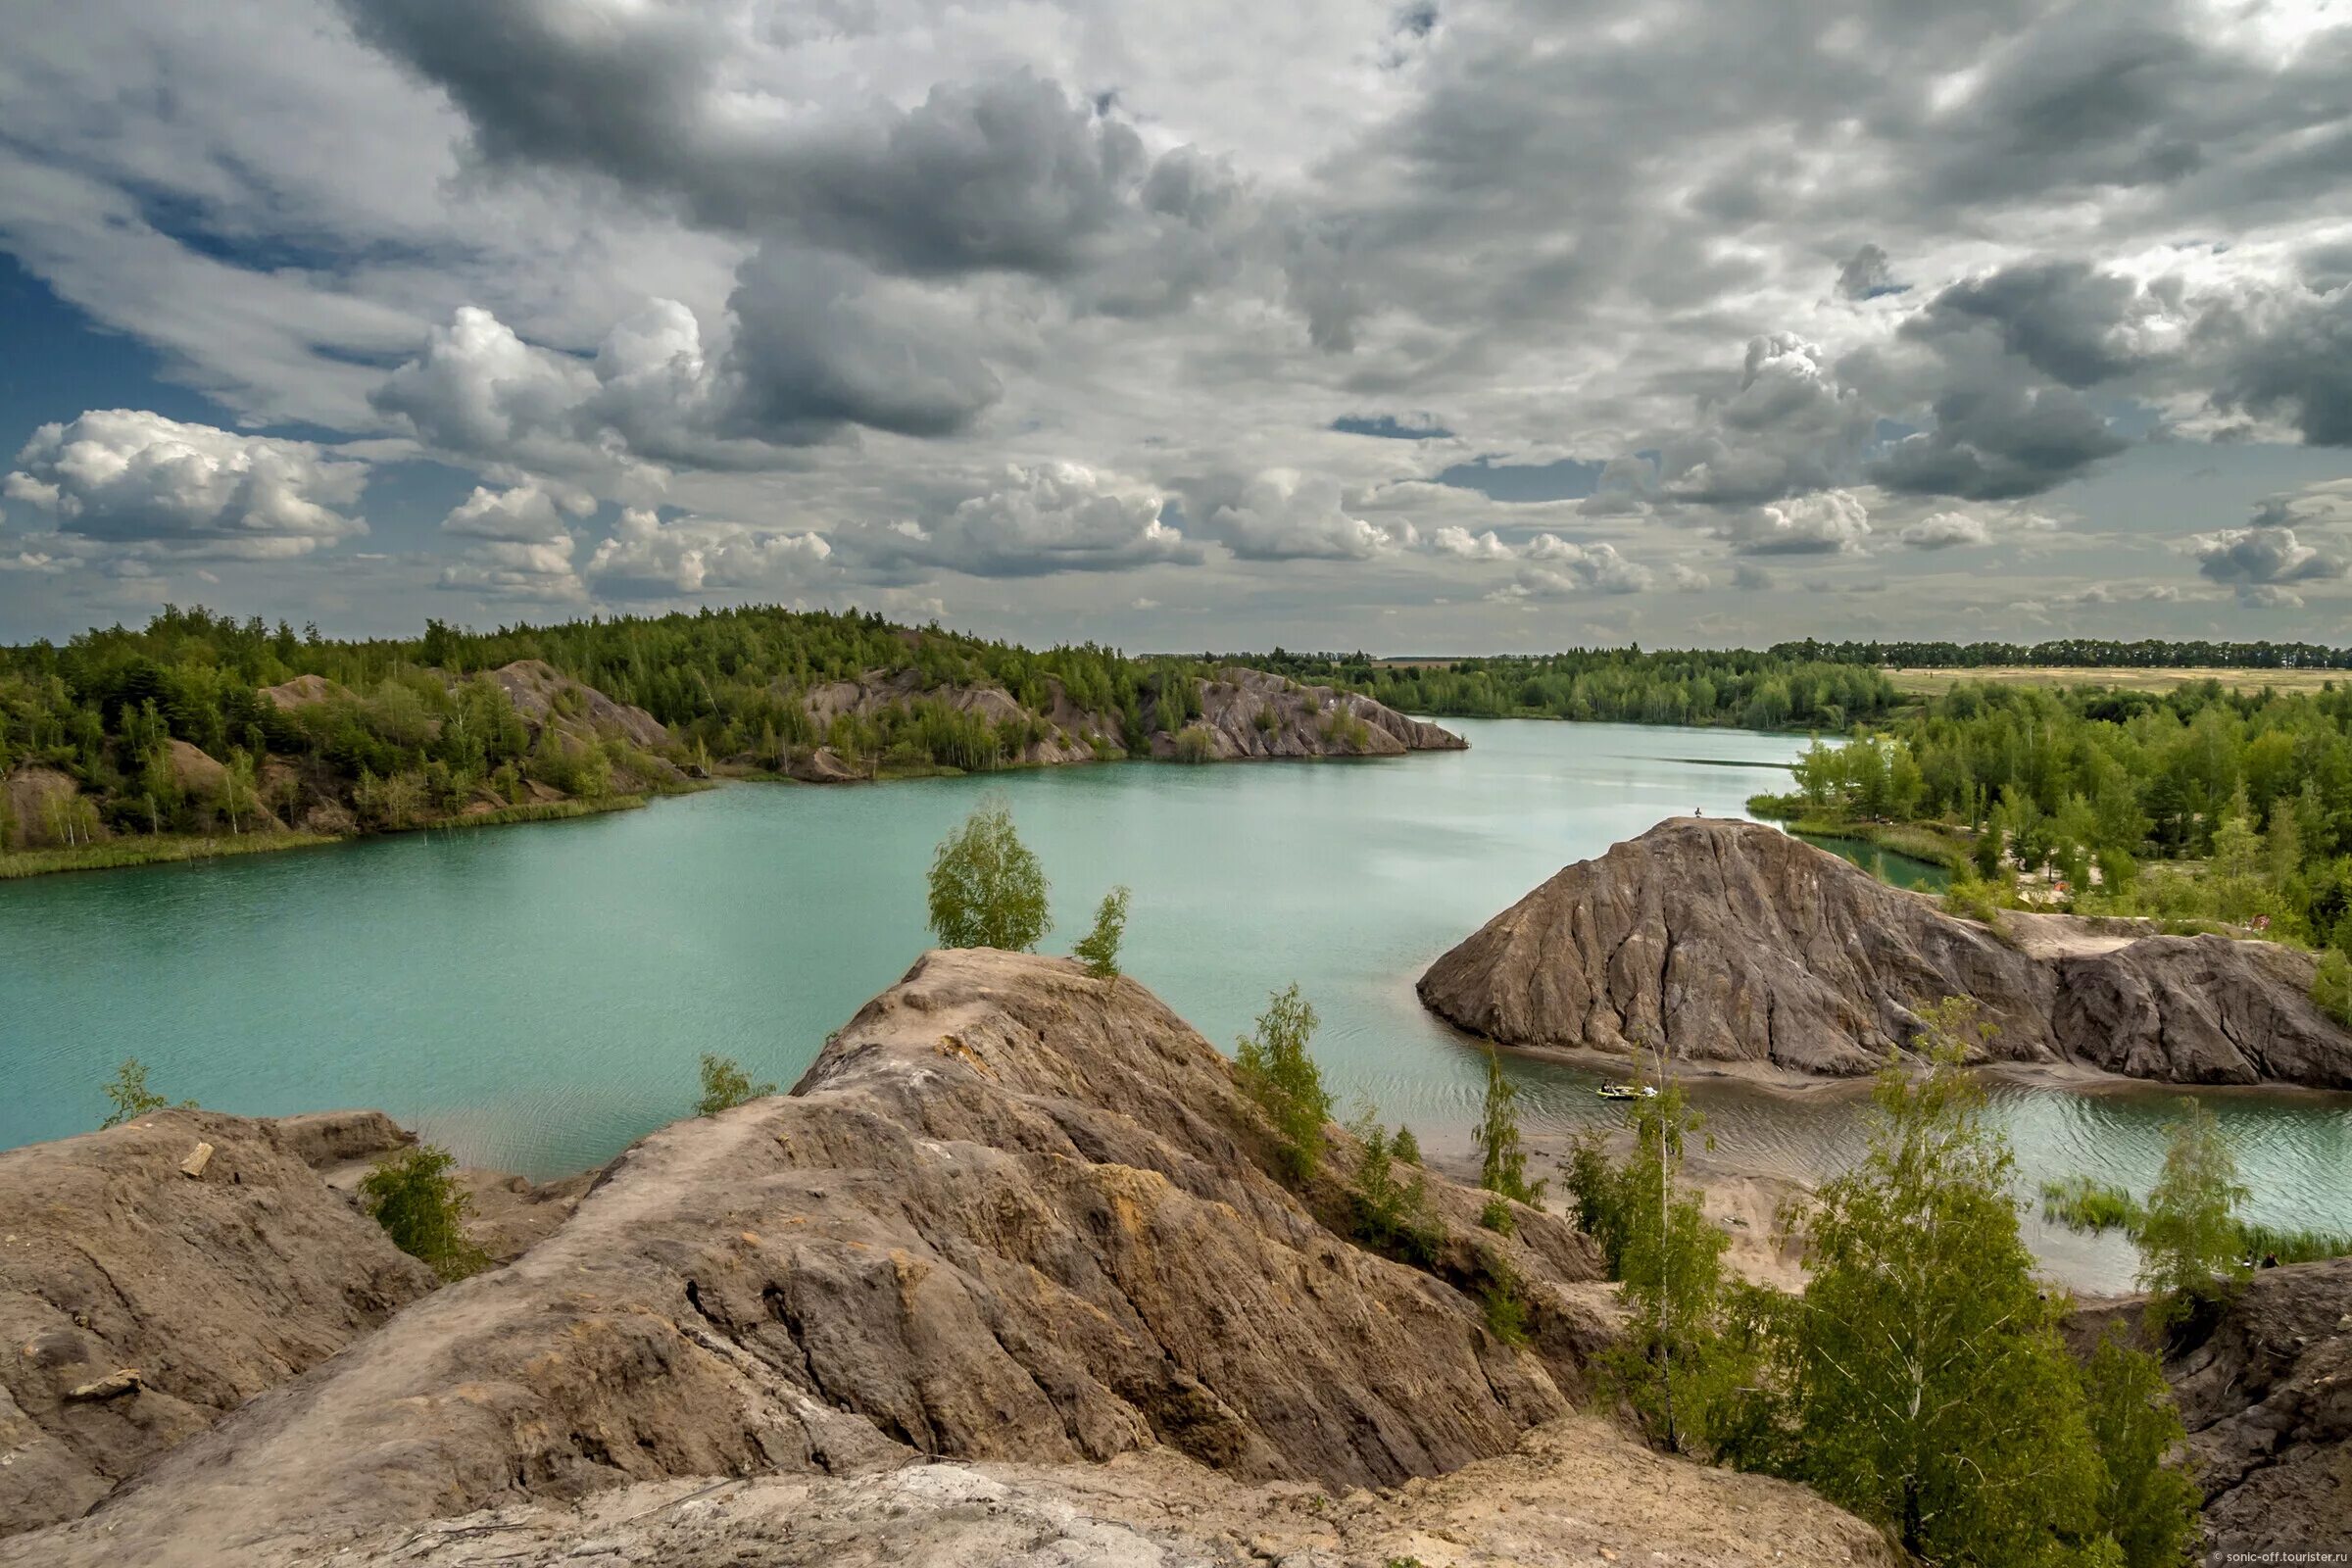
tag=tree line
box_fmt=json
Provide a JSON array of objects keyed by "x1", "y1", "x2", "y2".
[
  {"x1": 1240, "y1": 647, "x2": 1901, "y2": 730},
  {"x1": 1772, "y1": 637, "x2": 2352, "y2": 670}
]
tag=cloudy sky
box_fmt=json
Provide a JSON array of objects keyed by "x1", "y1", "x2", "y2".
[{"x1": 3, "y1": 0, "x2": 2350, "y2": 651}]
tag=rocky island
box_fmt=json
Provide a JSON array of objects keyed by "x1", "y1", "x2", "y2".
[{"x1": 1419, "y1": 816, "x2": 2352, "y2": 1087}]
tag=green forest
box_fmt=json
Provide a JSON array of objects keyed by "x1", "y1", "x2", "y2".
[
  {"x1": 1757, "y1": 675, "x2": 2352, "y2": 1007},
  {"x1": 1242, "y1": 647, "x2": 1903, "y2": 729},
  {"x1": 0, "y1": 604, "x2": 1232, "y2": 872}
]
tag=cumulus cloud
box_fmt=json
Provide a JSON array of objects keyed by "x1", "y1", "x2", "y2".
[
  {"x1": 374, "y1": 252, "x2": 1003, "y2": 478},
  {"x1": 4, "y1": 410, "x2": 367, "y2": 558},
  {"x1": 1714, "y1": 489, "x2": 1873, "y2": 556},
  {"x1": 1662, "y1": 334, "x2": 1874, "y2": 506},
  {"x1": 854, "y1": 463, "x2": 1197, "y2": 579},
  {"x1": 437, "y1": 483, "x2": 588, "y2": 601},
  {"x1": 2190, "y1": 526, "x2": 2347, "y2": 600},
  {"x1": 1495, "y1": 536, "x2": 1653, "y2": 596},
  {"x1": 1200, "y1": 470, "x2": 1409, "y2": 562},
  {"x1": 1899, "y1": 511, "x2": 1992, "y2": 550},
  {"x1": 585, "y1": 508, "x2": 833, "y2": 600},
  {"x1": 1428, "y1": 525, "x2": 1513, "y2": 560}
]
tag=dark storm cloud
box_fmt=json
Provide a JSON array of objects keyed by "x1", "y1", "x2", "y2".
[
  {"x1": 345, "y1": 0, "x2": 1228, "y2": 285},
  {"x1": 719, "y1": 248, "x2": 1001, "y2": 441},
  {"x1": 1869, "y1": 384, "x2": 2128, "y2": 500},
  {"x1": 1904, "y1": 262, "x2": 2153, "y2": 388},
  {"x1": 2204, "y1": 283, "x2": 2352, "y2": 447},
  {"x1": 1836, "y1": 244, "x2": 1901, "y2": 301}
]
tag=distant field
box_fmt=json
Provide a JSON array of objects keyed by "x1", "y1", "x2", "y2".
[{"x1": 1885, "y1": 665, "x2": 2347, "y2": 697}]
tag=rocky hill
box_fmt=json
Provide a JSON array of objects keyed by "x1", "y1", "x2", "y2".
[
  {"x1": 0, "y1": 951, "x2": 1889, "y2": 1568},
  {"x1": 1418, "y1": 816, "x2": 2352, "y2": 1086},
  {"x1": 774, "y1": 665, "x2": 1463, "y2": 780}
]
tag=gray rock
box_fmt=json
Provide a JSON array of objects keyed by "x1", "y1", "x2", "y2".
[
  {"x1": 0, "y1": 1110, "x2": 437, "y2": 1534},
  {"x1": 1419, "y1": 817, "x2": 2352, "y2": 1087}
]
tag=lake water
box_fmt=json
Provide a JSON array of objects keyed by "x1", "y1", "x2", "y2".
[{"x1": 4, "y1": 717, "x2": 2345, "y2": 1291}]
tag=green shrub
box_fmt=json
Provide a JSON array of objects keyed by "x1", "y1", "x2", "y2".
[
  {"x1": 1171, "y1": 725, "x2": 1216, "y2": 763},
  {"x1": 926, "y1": 795, "x2": 1052, "y2": 951},
  {"x1": 1475, "y1": 1050, "x2": 1546, "y2": 1206},
  {"x1": 2136, "y1": 1099, "x2": 2251, "y2": 1336},
  {"x1": 359, "y1": 1144, "x2": 489, "y2": 1281},
  {"x1": 1235, "y1": 984, "x2": 1333, "y2": 1181},
  {"x1": 1480, "y1": 1254, "x2": 1530, "y2": 1347},
  {"x1": 2313, "y1": 948, "x2": 2352, "y2": 1027},
  {"x1": 1348, "y1": 1110, "x2": 1440, "y2": 1265},
  {"x1": 1478, "y1": 1195, "x2": 1515, "y2": 1235},
  {"x1": 696, "y1": 1053, "x2": 776, "y2": 1115},
  {"x1": 1073, "y1": 884, "x2": 1131, "y2": 978},
  {"x1": 1251, "y1": 704, "x2": 1278, "y2": 733},
  {"x1": 2039, "y1": 1175, "x2": 2142, "y2": 1234},
  {"x1": 98, "y1": 1056, "x2": 185, "y2": 1128}
]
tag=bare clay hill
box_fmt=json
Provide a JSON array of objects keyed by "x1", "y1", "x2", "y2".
[
  {"x1": 0, "y1": 951, "x2": 1889, "y2": 1568},
  {"x1": 1420, "y1": 816, "x2": 2352, "y2": 1086}
]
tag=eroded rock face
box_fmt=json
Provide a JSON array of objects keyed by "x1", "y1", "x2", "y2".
[
  {"x1": 781, "y1": 665, "x2": 1464, "y2": 779},
  {"x1": 2069, "y1": 1258, "x2": 2351, "y2": 1559},
  {"x1": 1420, "y1": 817, "x2": 2352, "y2": 1087},
  {"x1": 0, "y1": 1111, "x2": 437, "y2": 1535},
  {"x1": 490, "y1": 659, "x2": 673, "y2": 755},
  {"x1": 300, "y1": 1416, "x2": 1898, "y2": 1568},
  {"x1": 7, "y1": 952, "x2": 1607, "y2": 1566}
]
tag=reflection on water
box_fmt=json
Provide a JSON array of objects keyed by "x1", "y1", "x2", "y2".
[
  {"x1": 2, "y1": 715, "x2": 2342, "y2": 1293},
  {"x1": 1795, "y1": 832, "x2": 1952, "y2": 892}
]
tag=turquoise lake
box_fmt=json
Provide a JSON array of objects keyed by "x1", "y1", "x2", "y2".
[{"x1": 4, "y1": 716, "x2": 2345, "y2": 1290}]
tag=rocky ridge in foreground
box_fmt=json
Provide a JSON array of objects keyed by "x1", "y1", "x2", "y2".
[
  {"x1": 0, "y1": 951, "x2": 1883, "y2": 1568},
  {"x1": 1420, "y1": 816, "x2": 2352, "y2": 1086}
]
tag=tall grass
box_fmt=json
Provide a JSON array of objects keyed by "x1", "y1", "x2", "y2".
[
  {"x1": 0, "y1": 832, "x2": 340, "y2": 881},
  {"x1": 2038, "y1": 1175, "x2": 2351, "y2": 1264}
]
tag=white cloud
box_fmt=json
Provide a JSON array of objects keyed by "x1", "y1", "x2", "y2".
[
  {"x1": 585, "y1": 508, "x2": 834, "y2": 599},
  {"x1": 1428, "y1": 525, "x2": 1512, "y2": 560},
  {"x1": 4, "y1": 410, "x2": 367, "y2": 559},
  {"x1": 437, "y1": 483, "x2": 586, "y2": 601},
  {"x1": 1203, "y1": 470, "x2": 1408, "y2": 561},
  {"x1": 859, "y1": 462, "x2": 1197, "y2": 578},
  {"x1": 1491, "y1": 537, "x2": 1653, "y2": 599},
  {"x1": 1899, "y1": 511, "x2": 1993, "y2": 550},
  {"x1": 1716, "y1": 489, "x2": 1873, "y2": 556}
]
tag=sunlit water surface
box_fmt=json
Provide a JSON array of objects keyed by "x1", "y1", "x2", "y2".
[{"x1": 5, "y1": 717, "x2": 2343, "y2": 1290}]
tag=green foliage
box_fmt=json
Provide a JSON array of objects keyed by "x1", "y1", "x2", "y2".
[
  {"x1": 926, "y1": 796, "x2": 1052, "y2": 952},
  {"x1": 359, "y1": 1144, "x2": 490, "y2": 1282},
  {"x1": 1245, "y1": 646, "x2": 1899, "y2": 731},
  {"x1": 2136, "y1": 1099, "x2": 2251, "y2": 1333},
  {"x1": 1478, "y1": 1195, "x2": 1515, "y2": 1235},
  {"x1": 1942, "y1": 868, "x2": 2014, "y2": 926},
  {"x1": 695, "y1": 1053, "x2": 776, "y2": 1116},
  {"x1": 98, "y1": 1056, "x2": 183, "y2": 1128},
  {"x1": 1480, "y1": 1253, "x2": 1530, "y2": 1347},
  {"x1": 1563, "y1": 1129, "x2": 1633, "y2": 1272},
  {"x1": 1778, "y1": 1006, "x2": 2115, "y2": 1564},
  {"x1": 1074, "y1": 884, "x2": 1131, "y2": 978},
  {"x1": 2040, "y1": 1175, "x2": 2142, "y2": 1234},
  {"x1": 2081, "y1": 1332, "x2": 2203, "y2": 1568},
  {"x1": 1235, "y1": 984, "x2": 1333, "y2": 1181},
  {"x1": 1391, "y1": 1124, "x2": 1421, "y2": 1165},
  {"x1": 1474, "y1": 1050, "x2": 1546, "y2": 1206},
  {"x1": 1347, "y1": 1109, "x2": 1440, "y2": 1265},
  {"x1": 2313, "y1": 947, "x2": 2352, "y2": 1026},
  {"x1": 1170, "y1": 724, "x2": 1216, "y2": 762}
]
